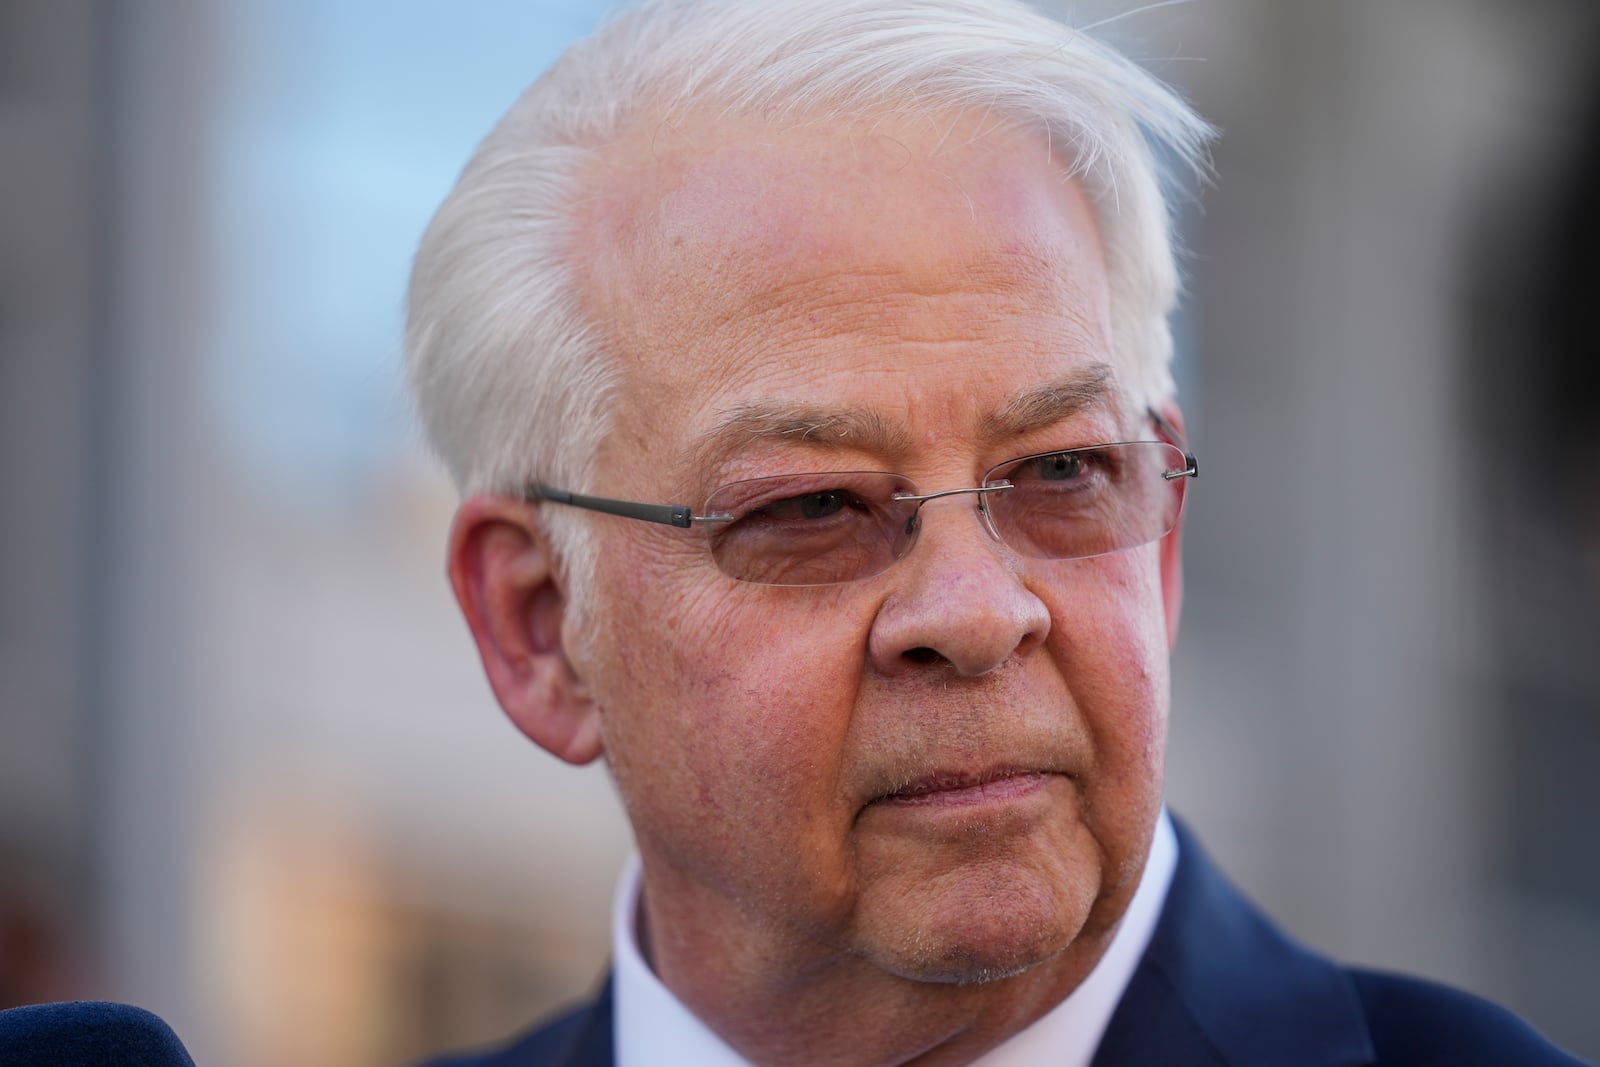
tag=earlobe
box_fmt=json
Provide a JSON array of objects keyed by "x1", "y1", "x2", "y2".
[{"x1": 447, "y1": 494, "x2": 604, "y2": 765}]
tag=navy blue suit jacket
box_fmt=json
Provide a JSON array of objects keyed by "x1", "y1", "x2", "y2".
[{"x1": 421, "y1": 822, "x2": 1589, "y2": 1066}]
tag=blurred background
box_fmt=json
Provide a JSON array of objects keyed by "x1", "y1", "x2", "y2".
[{"x1": 2, "y1": 0, "x2": 1596, "y2": 1063}]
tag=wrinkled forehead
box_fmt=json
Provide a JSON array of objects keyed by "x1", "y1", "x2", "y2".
[{"x1": 572, "y1": 110, "x2": 1120, "y2": 462}]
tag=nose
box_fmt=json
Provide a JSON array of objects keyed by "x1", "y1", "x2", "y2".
[{"x1": 867, "y1": 500, "x2": 1052, "y2": 678}]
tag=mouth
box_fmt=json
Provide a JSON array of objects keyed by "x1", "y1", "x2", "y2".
[{"x1": 869, "y1": 767, "x2": 1056, "y2": 809}]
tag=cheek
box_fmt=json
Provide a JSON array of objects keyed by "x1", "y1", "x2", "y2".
[
  {"x1": 586, "y1": 550, "x2": 869, "y2": 840},
  {"x1": 1043, "y1": 551, "x2": 1171, "y2": 780}
]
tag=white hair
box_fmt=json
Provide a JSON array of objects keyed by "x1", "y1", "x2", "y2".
[{"x1": 406, "y1": 0, "x2": 1212, "y2": 598}]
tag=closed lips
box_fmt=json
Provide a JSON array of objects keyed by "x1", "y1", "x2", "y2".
[{"x1": 872, "y1": 769, "x2": 1054, "y2": 806}]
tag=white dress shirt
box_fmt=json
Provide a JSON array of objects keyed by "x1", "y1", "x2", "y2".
[{"x1": 613, "y1": 808, "x2": 1179, "y2": 1067}]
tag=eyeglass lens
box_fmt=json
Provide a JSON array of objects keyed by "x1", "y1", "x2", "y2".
[{"x1": 701, "y1": 442, "x2": 1189, "y2": 586}]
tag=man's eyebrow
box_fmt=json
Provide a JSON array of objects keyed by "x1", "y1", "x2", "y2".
[
  {"x1": 982, "y1": 364, "x2": 1116, "y2": 439},
  {"x1": 692, "y1": 402, "x2": 913, "y2": 472},
  {"x1": 689, "y1": 364, "x2": 1114, "y2": 473}
]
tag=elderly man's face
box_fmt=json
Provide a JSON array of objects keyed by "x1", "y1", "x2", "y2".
[{"x1": 565, "y1": 113, "x2": 1181, "y2": 989}]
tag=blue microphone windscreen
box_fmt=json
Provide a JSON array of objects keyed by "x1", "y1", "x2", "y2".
[{"x1": 0, "y1": 1000, "x2": 197, "y2": 1066}]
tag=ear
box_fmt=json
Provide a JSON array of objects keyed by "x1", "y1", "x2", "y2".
[
  {"x1": 1154, "y1": 403, "x2": 1188, "y2": 649},
  {"x1": 447, "y1": 494, "x2": 603, "y2": 765}
]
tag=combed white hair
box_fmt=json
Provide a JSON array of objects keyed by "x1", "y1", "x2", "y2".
[{"x1": 407, "y1": 0, "x2": 1213, "y2": 595}]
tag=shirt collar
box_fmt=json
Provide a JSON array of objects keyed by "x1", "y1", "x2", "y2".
[{"x1": 613, "y1": 808, "x2": 1179, "y2": 1067}]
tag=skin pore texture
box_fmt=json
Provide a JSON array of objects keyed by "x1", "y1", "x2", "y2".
[{"x1": 450, "y1": 110, "x2": 1185, "y2": 1067}]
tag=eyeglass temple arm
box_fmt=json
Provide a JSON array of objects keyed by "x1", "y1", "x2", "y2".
[
  {"x1": 529, "y1": 485, "x2": 695, "y2": 528},
  {"x1": 1146, "y1": 408, "x2": 1199, "y2": 480}
]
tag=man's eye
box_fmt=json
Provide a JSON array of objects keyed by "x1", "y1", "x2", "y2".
[
  {"x1": 1028, "y1": 452, "x2": 1088, "y2": 482},
  {"x1": 758, "y1": 489, "x2": 854, "y2": 521}
]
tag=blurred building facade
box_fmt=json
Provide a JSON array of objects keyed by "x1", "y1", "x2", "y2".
[{"x1": 1, "y1": 2, "x2": 1596, "y2": 1064}]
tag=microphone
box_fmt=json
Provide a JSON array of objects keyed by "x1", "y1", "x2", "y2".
[{"x1": 0, "y1": 1001, "x2": 196, "y2": 1065}]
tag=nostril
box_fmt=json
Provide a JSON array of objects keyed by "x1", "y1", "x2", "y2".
[{"x1": 903, "y1": 646, "x2": 943, "y2": 665}]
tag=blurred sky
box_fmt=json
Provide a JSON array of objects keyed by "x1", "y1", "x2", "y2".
[{"x1": 205, "y1": 0, "x2": 609, "y2": 506}]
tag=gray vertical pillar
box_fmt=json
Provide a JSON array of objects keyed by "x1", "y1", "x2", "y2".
[
  {"x1": 1172, "y1": 0, "x2": 1498, "y2": 986},
  {"x1": 93, "y1": 1, "x2": 216, "y2": 1047}
]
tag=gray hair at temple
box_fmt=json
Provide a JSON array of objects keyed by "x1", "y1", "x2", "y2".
[{"x1": 405, "y1": 0, "x2": 1213, "y2": 597}]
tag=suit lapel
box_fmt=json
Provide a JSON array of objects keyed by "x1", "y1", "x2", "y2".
[
  {"x1": 1091, "y1": 820, "x2": 1375, "y2": 1067},
  {"x1": 556, "y1": 976, "x2": 615, "y2": 1067},
  {"x1": 487, "y1": 976, "x2": 615, "y2": 1067}
]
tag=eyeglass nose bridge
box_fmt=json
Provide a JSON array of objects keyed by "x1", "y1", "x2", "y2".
[
  {"x1": 891, "y1": 483, "x2": 1014, "y2": 507},
  {"x1": 889, "y1": 482, "x2": 1015, "y2": 543}
]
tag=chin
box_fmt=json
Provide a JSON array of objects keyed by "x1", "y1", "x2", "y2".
[{"x1": 859, "y1": 869, "x2": 1089, "y2": 987}]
